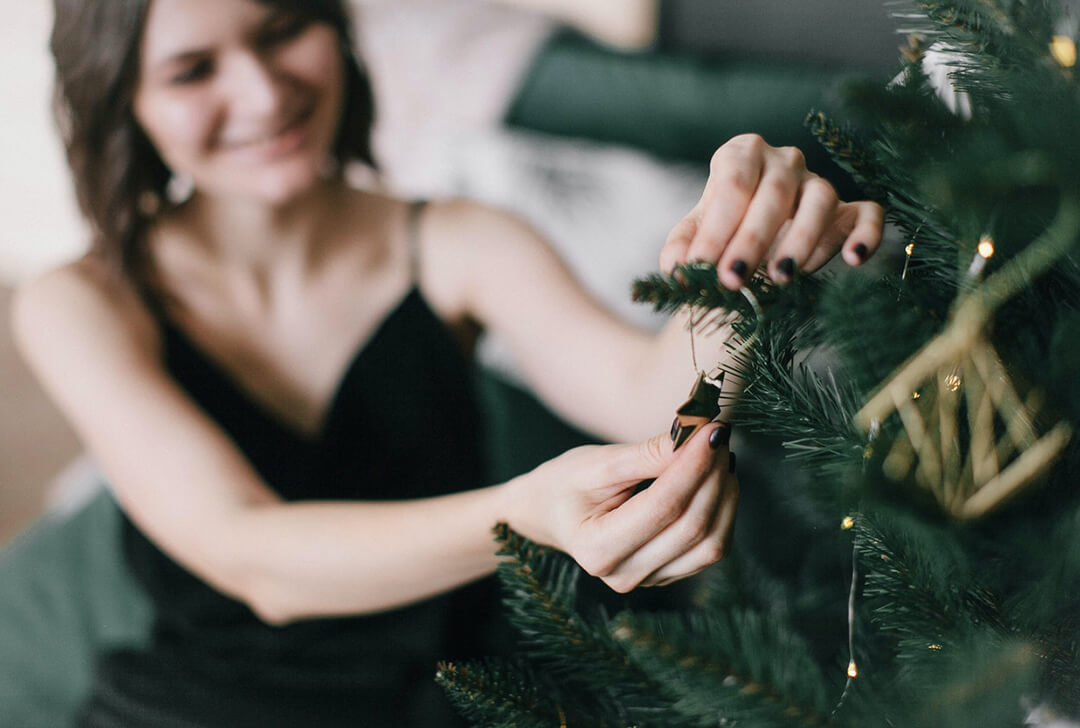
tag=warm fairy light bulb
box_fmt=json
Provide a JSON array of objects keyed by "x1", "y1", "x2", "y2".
[
  {"x1": 944, "y1": 374, "x2": 962, "y2": 392},
  {"x1": 841, "y1": 516, "x2": 855, "y2": 530},
  {"x1": 847, "y1": 660, "x2": 859, "y2": 678},
  {"x1": 912, "y1": 391, "x2": 921, "y2": 400},
  {"x1": 1051, "y1": 35, "x2": 1077, "y2": 67},
  {"x1": 928, "y1": 643, "x2": 943, "y2": 651},
  {"x1": 967, "y1": 236, "x2": 996, "y2": 280},
  {"x1": 905, "y1": 243, "x2": 915, "y2": 256}
]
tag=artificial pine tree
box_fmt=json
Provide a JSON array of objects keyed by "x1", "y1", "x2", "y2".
[{"x1": 438, "y1": 2, "x2": 1080, "y2": 725}]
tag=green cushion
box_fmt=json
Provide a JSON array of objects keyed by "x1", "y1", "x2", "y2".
[
  {"x1": 0, "y1": 489, "x2": 151, "y2": 727},
  {"x1": 506, "y1": 31, "x2": 864, "y2": 199},
  {"x1": 474, "y1": 369, "x2": 600, "y2": 484}
]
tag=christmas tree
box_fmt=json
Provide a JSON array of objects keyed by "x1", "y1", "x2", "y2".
[{"x1": 438, "y1": 2, "x2": 1080, "y2": 725}]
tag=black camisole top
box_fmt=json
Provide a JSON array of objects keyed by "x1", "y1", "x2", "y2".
[{"x1": 79, "y1": 207, "x2": 499, "y2": 727}]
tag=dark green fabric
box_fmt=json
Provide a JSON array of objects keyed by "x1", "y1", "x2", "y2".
[
  {"x1": 0, "y1": 489, "x2": 151, "y2": 728},
  {"x1": 474, "y1": 369, "x2": 599, "y2": 484},
  {"x1": 506, "y1": 31, "x2": 865, "y2": 199}
]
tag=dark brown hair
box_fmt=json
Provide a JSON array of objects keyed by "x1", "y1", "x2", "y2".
[{"x1": 50, "y1": 0, "x2": 376, "y2": 280}]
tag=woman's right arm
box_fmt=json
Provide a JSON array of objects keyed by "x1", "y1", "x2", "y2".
[{"x1": 12, "y1": 260, "x2": 735, "y2": 623}]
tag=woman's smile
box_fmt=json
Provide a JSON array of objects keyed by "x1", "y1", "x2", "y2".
[
  {"x1": 133, "y1": 0, "x2": 345, "y2": 204},
  {"x1": 222, "y1": 102, "x2": 316, "y2": 161}
]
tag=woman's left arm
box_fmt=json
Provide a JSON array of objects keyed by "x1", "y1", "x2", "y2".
[{"x1": 424, "y1": 135, "x2": 884, "y2": 442}]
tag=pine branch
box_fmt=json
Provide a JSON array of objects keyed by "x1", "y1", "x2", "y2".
[
  {"x1": 491, "y1": 525, "x2": 664, "y2": 721},
  {"x1": 436, "y1": 659, "x2": 576, "y2": 728},
  {"x1": 805, "y1": 111, "x2": 892, "y2": 206},
  {"x1": 632, "y1": 263, "x2": 771, "y2": 316},
  {"x1": 854, "y1": 512, "x2": 1010, "y2": 667},
  {"x1": 734, "y1": 350, "x2": 867, "y2": 478},
  {"x1": 611, "y1": 610, "x2": 834, "y2": 728}
]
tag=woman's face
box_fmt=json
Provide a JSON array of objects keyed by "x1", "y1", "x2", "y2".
[{"x1": 133, "y1": 0, "x2": 345, "y2": 205}]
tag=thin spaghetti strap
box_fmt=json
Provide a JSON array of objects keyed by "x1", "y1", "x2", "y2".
[{"x1": 405, "y1": 200, "x2": 427, "y2": 284}]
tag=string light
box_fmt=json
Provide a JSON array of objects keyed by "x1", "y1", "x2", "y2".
[
  {"x1": 1051, "y1": 35, "x2": 1077, "y2": 68},
  {"x1": 901, "y1": 241, "x2": 916, "y2": 281},
  {"x1": 944, "y1": 374, "x2": 962, "y2": 392},
  {"x1": 928, "y1": 643, "x2": 943, "y2": 651},
  {"x1": 841, "y1": 516, "x2": 855, "y2": 530},
  {"x1": 967, "y1": 235, "x2": 996, "y2": 280},
  {"x1": 847, "y1": 660, "x2": 859, "y2": 678},
  {"x1": 913, "y1": 391, "x2": 921, "y2": 400}
]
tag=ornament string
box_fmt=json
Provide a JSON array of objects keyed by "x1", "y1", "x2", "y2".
[{"x1": 689, "y1": 286, "x2": 764, "y2": 385}]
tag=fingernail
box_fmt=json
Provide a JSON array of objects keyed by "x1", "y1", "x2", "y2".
[
  {"x1": 777, "y1": 257, "x2": 796, "y2": 280},
  {"x1": 853, "y1": 243, "x2": 868, "y2": 262},
  {"x1": 670, "y1": 417, "x2": 680, "y2": 442},
  {"x1": 730, "y1": 259, "x2": 748, "y2": 281},
  {"x1": 728, "y1": 451, "x2": 737, "y2": 473},
  {"x1": 709, "y1": 424, "x2": 730, "y2": 450}
]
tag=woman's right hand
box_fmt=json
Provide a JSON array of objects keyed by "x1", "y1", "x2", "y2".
[{"x1": 505, "y1": 423, "x2": 738, "y2": 592}]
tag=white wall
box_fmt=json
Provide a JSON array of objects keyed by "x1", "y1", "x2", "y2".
[{"x1": 0, "y1": 2, "x2": 88, "y2": 284}]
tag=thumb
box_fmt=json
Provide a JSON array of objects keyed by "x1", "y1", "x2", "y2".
[{"x1": 602, "y1": 430, "x2": 677, "y2": 485}]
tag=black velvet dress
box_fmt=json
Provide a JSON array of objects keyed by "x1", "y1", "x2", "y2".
[{"x1": 78, "y1": 280, "x2": 502, "y2": 727}]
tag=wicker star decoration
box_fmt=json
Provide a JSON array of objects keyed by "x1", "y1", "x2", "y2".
[
  {"x1": 856, "y1": 201, "x2": 1080, "y2": 519},
  {"x1": 856, "y1": 295, "x2": 1072, "y2": 519}
]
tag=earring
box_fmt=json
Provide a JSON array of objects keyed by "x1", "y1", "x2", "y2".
[{"x1": 165, "y1": 173, "x2": 195, "y2": 205}]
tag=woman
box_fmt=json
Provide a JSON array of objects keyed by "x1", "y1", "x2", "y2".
[{"x1": 15, "y1": 0, "x2": 883, "y2": 724}]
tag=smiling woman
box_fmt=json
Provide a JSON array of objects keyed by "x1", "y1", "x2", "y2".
[
  {"x1": 10, "y1": 0, "x2": 881, "y2": 725},
  {"x1": 132, "y1": 1, "x2": 345, "y2": 203},
  {"x1": 50, "y1": 0, "x2": 375, "y2": 278}
]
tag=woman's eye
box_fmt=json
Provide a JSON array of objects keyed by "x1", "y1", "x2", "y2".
[
  {"x1": 171, "y1": 59, "x2": 212, "y2": 85},
  {"x1": 258, "y1": 14, "x2": 310, "y2": 48}
]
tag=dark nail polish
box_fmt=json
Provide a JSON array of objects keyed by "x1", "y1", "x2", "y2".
[
  {"x1": 777, "y1": 257, "x2": 796, "y2": 279},
  {"x1": 670, "y1": 417, "x2": 680, "y2": 441},
  {"x1": 728, "y1": 451, "x2": 737, "y2": 473},
  {"x1": 853, "y1": 243, "x2": 868, "y2": 262},
  {"x1": 730, "y1": 259, "x2": 748, "y2": 280},
  {"x1": 709, "y1": 425, "x2": 730, "y2": 450}
]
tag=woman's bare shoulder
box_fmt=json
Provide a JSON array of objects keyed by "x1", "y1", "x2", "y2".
[{"x1": 11, "y1": 256, "x2": 160, "y2": 369}]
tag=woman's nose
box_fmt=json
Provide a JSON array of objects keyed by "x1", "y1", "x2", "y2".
[{"x1": 223, "y1": 52, "x2": 285, "y2": 117}]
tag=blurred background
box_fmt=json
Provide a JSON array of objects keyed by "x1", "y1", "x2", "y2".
[
  {"x1": 0, "y1": 1, "x2": 84, "y2": 545},
  {"x1": 0, "y1": 0, "x2": 902, "y2": 546}
]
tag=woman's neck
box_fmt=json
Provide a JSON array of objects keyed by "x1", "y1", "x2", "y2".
[{"x1": 178, "y1": 177, "x2": 353, "y2": 274}]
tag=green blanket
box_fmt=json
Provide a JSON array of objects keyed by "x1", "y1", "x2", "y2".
[{"x1": 0, "y1": 490, "x2": 151, "y2": 728}]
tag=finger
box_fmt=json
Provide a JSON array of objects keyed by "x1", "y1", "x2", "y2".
[
  {"x1": 716, "y1": 161, "x2": 802, "y2": 289},
  {"x1": 659, "y1": 206, "x2": 702, "y2": 274},
  {"x1": 766, "y1": 176, "x2": 838, "y2": 284},
  {"x1": 595, "y1": 431, "x2": 676, "y2": 486},
  {"x1": 684, "y1": 138, "x2": 766, "y2": 272},
  {"x1": 601, "y1": 455, "x2": 725, "y2": 593},
  {"x1": 581, "y1": 423, "x2": 724, "y2": 573},
  {"x1": 802, "y1": 200, "x2": 885, "y2": 271},
  {"x1": 839, "y1": 201, "x2": 885, "y2": 267},
  {"x1": 642, "y1": 466, "x2": 740, "y2": 587}
]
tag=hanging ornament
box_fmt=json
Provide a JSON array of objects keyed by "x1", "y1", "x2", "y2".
[
  {"x1": 671, "y1": 371, "x2": 725, "y2": 449},
  {"x1": 669, "y1": 287, "x2": 764, "y2": 450},
  {"x1": 856, "y1": 203, "x2": 1080, "y2": 519}
]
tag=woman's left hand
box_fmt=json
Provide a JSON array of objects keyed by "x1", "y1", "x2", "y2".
[{"x1": 660, "y1": 134, "x2": 885, "y2": 289}]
